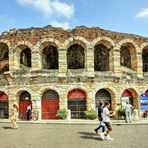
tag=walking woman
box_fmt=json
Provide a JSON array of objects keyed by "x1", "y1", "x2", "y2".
[{"x1": 11, "y1": 104, "x2": 19, "y2": 129}]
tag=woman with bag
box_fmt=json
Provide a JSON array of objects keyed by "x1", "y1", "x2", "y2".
[{"x1": 11, "y1": 104, "x2": 19, "y2": 129}]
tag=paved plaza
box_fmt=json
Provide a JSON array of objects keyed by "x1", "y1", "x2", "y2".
[{"x1": 0, "y1": 122, "x2": 147, "y2": 148}]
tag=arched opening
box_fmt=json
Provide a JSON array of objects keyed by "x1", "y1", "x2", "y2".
[
  {"x1": 0, "y1": 91, "x2": 9, "y2": 119},
  {"x1": 120, "y1": 43, "x2": 137, "y2": 70},
  {"x1": 42, "y1": 90, "x2": 59, "y2": 119},
  {"x1": 95, "y1": 89, "x2": 111, "y2": 109},
  {"x1": 67, "y1": 89, "x2": 86, "y2": 119},
  {"x1": 0, "y1": 43, "x2": 9, "y2": 74},
  {"x1": 20, "y1": 48, "x2": 31, "y2": 68},
  {"x1": 42, "y1": 45, "x2": 59, "y2": 69},
  {"x1": 19, "y1": 91, "x2": 32, "y2": 120},
  {"x1": 121, "y1": 89, "x2": 138, "y2": 109},
  {"x1": 67, "y1": 44, "x2": 85, "y2": 69},
  {"x1": 94, "y1": 44, "x2": 110, "y2": 71},
  {"x1": 142, "y1": 47, "x2": 148, "y2": 72}
]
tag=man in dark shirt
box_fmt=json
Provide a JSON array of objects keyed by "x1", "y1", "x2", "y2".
[{"x1": 94, "y1": 101, "x2": 105, "y2": 140}]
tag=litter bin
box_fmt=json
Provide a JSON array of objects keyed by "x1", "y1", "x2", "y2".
[{"x1": 143, "y1": 111, "x2": 148, "y2": 118}]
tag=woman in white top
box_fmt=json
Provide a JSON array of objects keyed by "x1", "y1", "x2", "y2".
[{"x1": 11, "y1": 104, "x2": 19, "y2": 129}]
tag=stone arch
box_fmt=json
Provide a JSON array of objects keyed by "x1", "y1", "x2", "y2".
[
  {"x1": 14, "y1": 42, "x2": 34, "y2": 69},
  {"x1": 0, "y1": 91, "x2": 9, "y2": 119},
  {"x1": 0, "y1": 39, "x2": 11, "y2": 49},
  {"x1": 94, "y1": 86, "x2": 117, "y2": 110},
  {"x1": 64, "y1": 36, "x2": 89, "y2": 49},
  {"x1": 94, "y1": 39, "x2": 114, "y2": 71},
  {"x1": 41, "y1": 89, "x2": 60, "y2": 119},
  {"x1": 141, "y1": 43, "x2": 148, "y2": 72},
  {"x1": 92, "y1": 37, "x2": 115, "y2": 47},
  {"x1": 121, "y1": 88, "x2": 138, "y2": 109},
  {"x1": 67, "y1": 44, "x2": 85, "y2": 69},
  {"x1": 117, "y1": 39, "x2": 138, "y2": 71},
  {"x1": 67, "y1": 88, "x2": 87, "y2": 119},
  {"x1": 39, "y1": 41, "x2": 59, "y2": 69},
  {"x1": 36, "y1": 38, "x2": 60, "y2": 52},
  {"x1": 0, "y1": 42, "x2": 9, "y2": 74}
]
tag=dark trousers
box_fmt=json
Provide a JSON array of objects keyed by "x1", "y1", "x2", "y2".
[
  {"x1": 26, "y1": 111, "x2": 30, "y2": 120},
  {"x1": 95, "y1": 120, "x2": 105, "y2": 133}
]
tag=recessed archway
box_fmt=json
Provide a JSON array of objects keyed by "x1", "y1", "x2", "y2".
[
  {"x1": 67, "y1": 89, "x2": 86, "y2": 119},
  {"x1": 0, "y1": 91, "x2": 9, "y2": 119},
  {"x1": 142, "y1": 46, "x2": 148, "y2": 72},
  {"x1": 42, "y1": 90, "x2": 59, "y2": 119}
]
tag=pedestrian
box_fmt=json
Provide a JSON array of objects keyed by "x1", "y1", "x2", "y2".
[
  {"x1": 94, "y1": 100, "x2": 105, "y2": 140},
  {"x1": 125, "y1": 102, "x2": 133, "y2": 123},
  {"x1": 11, "y1": 104, "x2": 19, "y2": 129},
  {"x1": 103, "y1": 102, "x2": 115, "y2": 140},
  {"x1": 26, "y1": 103, "x2": 31, "y2": 120}
]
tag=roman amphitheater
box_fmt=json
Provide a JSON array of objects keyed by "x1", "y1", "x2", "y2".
[{"x1": 0, "y1": 26, "x2": 147, "y2": 120}]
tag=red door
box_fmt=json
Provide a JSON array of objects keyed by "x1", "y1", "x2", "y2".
[
  {"x1": 42, "y1": 100, "x2": 59, "y2": 119},
  {"x1": 19, "y1": 101, "x2": 32, "y2": 120}
]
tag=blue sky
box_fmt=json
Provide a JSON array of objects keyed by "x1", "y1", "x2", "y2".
[{"x1": 0, "y1": 0, "x2": 148, "y2": 37}]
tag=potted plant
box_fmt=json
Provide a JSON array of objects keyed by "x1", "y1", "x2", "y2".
[
  {"x1": 56, "y1": 108, "x2": 68, "y2": 119},
  {"x1": 84, "y1": 109, "x2": 97, "y2": 120},
  {"x1": 117, "y1": 108, "x2": 125, "y2": 120}
]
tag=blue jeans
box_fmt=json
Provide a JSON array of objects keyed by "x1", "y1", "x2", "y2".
[
  {"x1": 95, "y1": 120, "x2": 105, "y2": 133},
  {"x1": 125, "y1": 110, "x2": 132, "y2": 122}
]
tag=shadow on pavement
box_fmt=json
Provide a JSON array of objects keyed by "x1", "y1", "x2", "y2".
[
  {"x1": 78, "y1": 132, "x2": 102, "y2": 141},
  {"x1": 2, "y1": 126, "x2": 14, "y2": 129}
]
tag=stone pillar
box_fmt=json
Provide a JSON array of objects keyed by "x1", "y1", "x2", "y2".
[
  {"x1": 32, "y1": 51, "x2": 42, "y2": 70},
  {"x1": 31, "y1": 93, "x2": 41, "y2": 120},
  {"x1": 58, "y1": 48, "x2": 67, "y2": 77},
  {"x1": 113, "y1": 47, "x2": 121, "y2": 75},
  {"x1": 9, "y1": 49, "x2": 14, "y2": 72},
  {"x1": 136, "y1": 48, "x2": 143, "y2": 78},
  {"x1": 86, "y1": 47, "x2": 94, "y2": 77},
  {"x1": 59, "y1": 92, "x2": 67, "y2": 109},
  {"x1": 13, "y1": 50, "x2": 20, "y2": 70}
]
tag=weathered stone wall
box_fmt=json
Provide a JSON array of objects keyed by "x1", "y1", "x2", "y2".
[{"x1": 0, "y1": 26, "x2": 147, "y2": 119}]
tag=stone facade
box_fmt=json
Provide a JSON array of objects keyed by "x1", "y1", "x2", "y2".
[{"x1": 0, "y1": 26, "x2": 148, "y2": 120}]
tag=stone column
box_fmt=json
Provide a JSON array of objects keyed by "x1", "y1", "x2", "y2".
[
  {"x1": 136, "y1": 48, "x2": 143, "y2": 78},
  {"x1": 58, "y1": 48, "x2": 67, "y2": 77},
  {"x1": 86, "y1": 47, "x2": 94, "y2": 77},
  {"x1": 113, "y1": 47, "x2": 121, "y2": 75},
  {"x1": 32, "y1": 51, "x2": 42, "y2": 70}
]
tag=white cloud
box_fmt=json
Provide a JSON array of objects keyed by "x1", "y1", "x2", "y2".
[
  {"x1": 135, "y1": 8, "x2": 148, "y2": 18},
  {"x1": 50, "y1": 21, "x2": 70, "y2": 29},
  {"x1": 16, "y1": 0, "x2": 75, "y2": 19}
]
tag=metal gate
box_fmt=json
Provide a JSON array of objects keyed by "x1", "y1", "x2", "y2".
[
  {"x1": 0, "y1": 101, "x2": 8, "y2": 119},
  {"x1": 68, "y1": 99, "x2": 86, "y2": 119}
]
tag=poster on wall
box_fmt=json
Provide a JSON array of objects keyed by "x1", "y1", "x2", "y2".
[
  {"x1": 140, "y1": 93, "x2": 148, "y2": 110},
  {"x1": 121, "y1": 97, "x2": 129, "y2": 108}
]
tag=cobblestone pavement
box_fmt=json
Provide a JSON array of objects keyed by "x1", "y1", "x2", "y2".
[{"x1": 0, "y1": 123, "x2": 147, "y2": 148}]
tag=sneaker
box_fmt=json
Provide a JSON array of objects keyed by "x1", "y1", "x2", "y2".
[
  {"x1": 100, "y1": 133, "x2": 105, "y2": 140},
  {"x1": 94, "y1": 129, "x2": 98, "y2": 134},
  {"x1": 105, "y1": 135, "x2": 114, "y2": 141}
]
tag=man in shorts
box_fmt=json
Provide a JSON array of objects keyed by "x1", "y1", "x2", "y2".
[{"x1": 103, "y1": 102, "x2": 115, "y2": 140}]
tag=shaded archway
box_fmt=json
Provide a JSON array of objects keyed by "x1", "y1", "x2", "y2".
[
  {"x1": 42, "y1": 45, "x2": 59, "y2": 69},
  {"x1": 19, "y1": 91, "x2": 32, "y2": 120},
  {"x1": 95, "y1": 89, "x2": 111, "y2": 108},
  {"x1": 142, "y1": 47, "x2": 148, "y2": 72},
  {"x1": 0, "y1": 91, "x2": 9, "y2": 119},
  {"x1": 120, "y1": 43, "x2": 137, "y2": 70},
  {"x1": 67, "y1": 89, "x2": 86, "y2": 118},
  {"x1": 20, "y1": 48, "x2": 31, "y2": 67},
  {"x1": 94, "y1": 44, "x2": 110, "y2": 71},
  {"x1": 67, "y1": 44, "x2": 85, "y2": 69},
  {"x1": 0, "y1": 43, "x2": 9, "y2": 74},
  {"x1": 42, "y1": 90, "x2": 59, "y2": 119},
  {"x1": 121, "y1": 89, "x2": 138, "y2": 109}
]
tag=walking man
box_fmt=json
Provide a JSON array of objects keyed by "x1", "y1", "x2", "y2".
[
  {"x1": 94, "y1": 100, "x2": 105, "y2": 140},
  {"x1": 26, "y1": 103, "x2": 31, "y2": 120},
  {"x1": 103, "y1": 102, "x2": 115, "y2": 140}
]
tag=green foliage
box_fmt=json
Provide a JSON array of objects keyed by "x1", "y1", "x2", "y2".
[
  {"x1": 56, "y1": 108, "x2": 68, "y2": 119},
  {"x1": 84, "y1": 110, "x2": 97, "y2": 120},
  {"x1": 117, "y1": 108, "x2": 125, "y2": 119}
]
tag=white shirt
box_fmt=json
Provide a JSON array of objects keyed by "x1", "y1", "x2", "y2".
[
  {"x1": 125, "y1": 104, "x2": 132, "y2": 111},
  {"x1": 103, "y1": 107, "x2": 110, "y2": 122}
]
